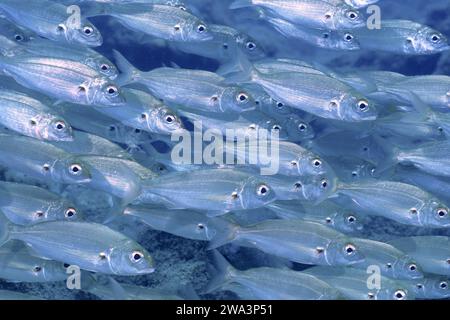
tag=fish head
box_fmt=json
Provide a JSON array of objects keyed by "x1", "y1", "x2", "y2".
[
  {"x1": 300, "y1": 175, "x2": 338, "y2": 203},
  {"x1": 109, "y1": 240, "x2": 155, "y2": 275},
  {"x1": 422, "y1": 200, "x2": 450, "y2": 228},
  {"x1": 376, "y1": 286, "x2": 412, "y2": 300},
  {"x1": 296, "y1": 153, "x2": 335, "y2": 178},
  {"x1": 94, "y1": 58, "x2": 119, "y2": 80},
  {"x1": 91, "y1": 80, "x2": 126, "y2": 107},
  {"x1": 331, "y1": 211, "x2": 364, "y2": 234},
  {"x1": 334, "y1": 5, "x2": 365, "y2": 29},
  {"x1": 332, "y1": 31, "x2": 360, "y2": 51},
  {"x1": 181, "y1": 18, "x2": 213, "y2": 42},
  {"x1": 147, "y1": 106, "x2": 185, "y2": 135},
  {"x1": 326, "y1": 237, "x2": 365, "y2": 265},
  {"x1": 51, "y1": 156, "x2": 92, "y2": 184},
  {"x1": 40, "y1": 260, "x2": 70, "y2": 282},
  {"x1": 44, "y1": 200, "x2": 82, "y2": 223},
  {"x1": 416, "y1": 277, "x2": 450, "y2": 299},
  {"x1": 239, "y1": 177, "x2": 277, "y2": 209},
  {"x1": 66, "y1": 22, "x2": 103, "y2": 47},
  {"x1": 220, "y1": 86, "x2": 256, "y2": 113},
  {"x1": 44, "y1": 118, "x2": 74, "y2": 142},
  {"x1": 414, "y1": 27, "x2": 450, "y2": 54},
  {"x1": 284, "y1": 116, "x2": 315, "y2": 142},
  {"x1": 255, "y1": 118, "x2": 289, "y2": 140},
  {"x1": 392, "y1": 256, "x2": 424, "y2": 280},
  {"x1": 235, "y1": 33, "x2": 265, "y2": 60},
  {"x1": 338, "y1": 93, "x2": 378, "y2": 122}
]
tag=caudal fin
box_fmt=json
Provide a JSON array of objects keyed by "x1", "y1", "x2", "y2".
[
  {"x1": 112, "y1": 49, "x2": 141, "y2": 86},
  {"x1": 0, "y1": 212, "x2": 11, "y2": 247},
  {"x1": 203, "y1": 250, "x2": 237, "y2": 294},
  {"x1": 218, "y1": 51, "x2": 258, "y2": 84}
]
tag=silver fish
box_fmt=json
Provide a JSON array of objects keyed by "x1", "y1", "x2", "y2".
[
  {"x1": 0, "y1": 89, "x2": 73, "y2": 141},
  {"x1": 205, "y1": 251, "x2": 343, "y2": 300},
  {"x1": 0, "y1": 215, "x2": 155, "y2": 276},
  {"x1": 0, "y1": 0, "x2": 102, "y2": 47},
  {"x1": 0, "y1": 181, "x2": 80, "y2": 226},
  {"x1": 209, "y1": 219, "x2": 365, "y2": 266}
]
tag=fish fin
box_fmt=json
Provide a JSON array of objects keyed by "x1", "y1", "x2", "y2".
[
  {"x1": 229, "y1": 0, "x2": 254, "y2": 9},
  {"x1": 202, "y1": 250, "x2": 236, "y2": 294},
  {"x1": 371, "y1": 136, "x2": 400, "y2": 177},
  {"x1": 112, "y1": 49, "x2": 141, "y2": 86},
  {"x1": 107, "y1": 277, "x2": 128, "y2": 300},
  {"x1": 169, "y1": 61, "x2": 181, "y2": 69},
  {"x1": 207, "y1": 220, "x2": 239, "y2": 249},
  {"x1": 0, "y1": 212, "x2": 11, "y2": 247},
  {"x1": 218, "y1": 51, "x2": 259, "y2": 83}
]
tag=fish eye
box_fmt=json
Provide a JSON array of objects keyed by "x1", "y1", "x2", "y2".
[
  {"x1": 14, "y1": 34, "x2": 23, "y2": 41},
  {"x1": 134, "y1": 128, "x2": 141, "y2": 134},
  {"x1": 416, "y1": 283, "x2": 423, "y2": 289},
  {"x1": 291, "y1": 160, "x2": 298, "y2": 167},
  {"x1": 436, "y1": 208, "x2": 448, "y2": 218},
  {"x1": 345, "y1": 244, "x2": 356, "y2": 255},
  {"x1": 197, "y1": 24, "x2": 206, "y2": 33},
  {"x1": 324, "y1": 13, "x2": 332, "y2": 19},
  {"x1": 178, "y1": 5, "x2": 187, "y2": 11},
  {"x1": 357, "y1": 100, "x2": 369, "y2": 112},
  {"x1": 65, "y1": 208, "x2": 77, "y2": 218},
  {"x1": 347, "y1": 11, "x2": 359, "y2": 20},
  {"x1": 272, "y1": 124, "x2": 281, "y2": 131},
  {"x1": 322, "y1": 33, "x2": 330, "y2": 39},
  {"x1": 430, "y1": 33, "x2": 441, "y2": 43},
  {"x1": 35, "y1": 211, "x2": 44, "y2": 219},
  {"x1": 106, "y1": 85, "x2": 119, "y2": 96},
  {"x1": 236, "y1": 92, "x2": 249, "y2": 103},
  {"x1": 33, "y1": 266, "x2": 42, "y2": 273},
  {"x1": 197, "y1": 223, "x2": 205, "y2": 230},
  {"x1": 99, "y1": 252, "x2": 107, "y2": 260},
  {"x1": 408, "y1": 264, "x2": 417, "y2": 272},
  {"x1": 325, "y1": 217, "x2": 332, "y2": 224},
  {"x1": 30, "y1": 119, "x2": 37, "y2": 126},
  {"x1": 447, "y1": 259, "x2": 450, "y2": 265},
  {"x1": 223, "y1": 43, "x2": 229, "y2": 50},
  {"x1": 321, "y1": 179, "x2": 328, "y2": 188},
  {"x1": 344, "y1": 33, "x2": 354, "y2": 41},
  {"x1": 386, "y1": 263, "x2": 392, "y2": 268},
  {"x1": 256, "y1": 184, "x2": 269, "y2": 196},
  {"x1": 56, "y1": 24, "x2": 66, "y2": 33},
  {"x1": 248, "y1": 124, "x2": 257, "y2": 130},
  {"x1": 231, "y1": 191, "x2": 239, "y2": 200},
  {"x1": 100, "y1": 64, "x2": 110, "y2": 71},
  {"x1": 409, "y1": 207, "x2": 418, "y2": 215},
  {"x1": 43, "y1": 164, "x2": 50, "y2": 172},
  {"x1": 394, "y1": 290, "x2": 406, "y2": 300},
  {"x1": 63, "y1": 263, "x2": 70, "y2": 268},
  {"x1": 439, "y1": 281, "x2": 448, "y2": 289},
  {"x1": 329, "y1": 100, "x2": 339, "y2": 108},
  {"x1": 294, "y1": 182, "x2": 302, "y2": 190},
  {"x1": 83, "y1": 25, "x2": 94, "y2": 36},
  {"x1": 130, "y1": 251, "x2": 144, "y2": 263},
  {"x1": 298, "y1": 123, "x2": 307, "y2": 132},
  {"x1": 54, "y1": 121, "x2": 66, "y2": 131},
  {"x1": 312, "y1": 158, "x2": 322, "y2": 167},
  {"x1": 69, "y1": 164, "x2": 83, "y2": 176},
  {"x1": 165, "y1": 115, "x2": 175, "y2": 123},
  {"x1": 347, "y1": 215, "x2": 356, "y2": 223},
  {"x1": 109, "y1": 125, "x2": 116, "y2": 132},
  {"x1": 276, "y1": 102, "x2": 284, "y2": 109},
  {"x1": 174, "y1": 25, "x2": 181, "y2": 31},
  {"x1": 367, "y1": 292, "x2": 375, "y2": 299},
  {"x1": 246, "y1": 41, "x2": 256, "y2": 51}
]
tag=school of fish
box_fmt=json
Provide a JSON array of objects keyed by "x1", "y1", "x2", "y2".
[{"x1": 0, "y1": 0, "x2": 449, "y2": 300}]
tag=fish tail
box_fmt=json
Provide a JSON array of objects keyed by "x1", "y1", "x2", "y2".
[
  {"x1": 372, "y1": 137, "x2": 400, "y2": 178},
  {"x1": 229, "y1": 0, "x2": 254, "y2": 10},
  {"x1": 219, "y1": 51, "x2": 259, "y2": 84},
  {"x1": 203, "y1": 250, "x2": 237, "y2": 294},
  {"x1": 112, "y1": 49, "x2": 141, "y2": 86},
  {"x1": 0, "y1": 212, "x2": 11, "y2": 247},
  {"x1": 207, "y1": 219, "x2": 239, "y2": 249}
]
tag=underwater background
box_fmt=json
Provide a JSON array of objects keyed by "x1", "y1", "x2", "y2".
[{"x1": 0, "y1": 0, "x2": 449, "y2": 300}]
